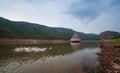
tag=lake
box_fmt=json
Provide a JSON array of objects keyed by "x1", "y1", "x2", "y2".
[{"x1": 0, "y1": 42, "x2": 100, "y2": 73}]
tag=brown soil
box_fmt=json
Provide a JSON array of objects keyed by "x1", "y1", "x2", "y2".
[
  {"x1": 0, "y1": 39, "x2": 69, "y2": 44},
  {"x1": 98, "y1": 41, "x2": 120, "y2": 73}
]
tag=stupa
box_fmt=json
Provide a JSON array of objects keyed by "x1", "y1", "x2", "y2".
[{"x1": 70, "y1": 32, "x2": 80, "y2": 42}]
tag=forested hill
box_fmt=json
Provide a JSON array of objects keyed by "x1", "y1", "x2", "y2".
[
  {"x1": 99, "y1": 31, "x2": 120, "y2": 39},
  {"x1": 0, "y1": 17, "x2": 99, "y2": 40}
]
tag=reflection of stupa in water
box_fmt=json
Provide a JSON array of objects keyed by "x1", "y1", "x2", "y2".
[
  {"x1": 71, "y1": 42, "x2": 80, "y2": 49},
  {"x1": 70, "y1": 32, "x2": 80, "y2": 42}
]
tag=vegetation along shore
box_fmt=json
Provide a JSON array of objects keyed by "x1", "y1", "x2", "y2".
[{"x1": 97, "y1": 38, "x2": 120, "y2": 73}]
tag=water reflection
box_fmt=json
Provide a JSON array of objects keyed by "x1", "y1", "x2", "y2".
[
  {"x1": 0, "y1": 42, "x2": 100, "y2": 73},
  {"x1": 71, "y1": 42, "x2": 80, "y2": 49},
  {"x1": 0, "y1": 44, "x2": 74, "y2": 62},
  {"x1": 15, "y1": 46, "x2": 52, "y2": 52}
]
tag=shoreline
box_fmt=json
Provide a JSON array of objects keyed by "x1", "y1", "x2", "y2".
[
  {"x1": 97, "y1": 41, "x2": 120, "y2": 73},
  {"x1": 0, "y1": 39, "x2": 99, "y2": 45},
  {"x1": 0, "y1": 39, "x2": 70, "y2": 44}
]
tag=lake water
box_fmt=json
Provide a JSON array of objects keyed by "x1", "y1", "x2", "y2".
[{"x1": 0, "y1": 42, "x2": 100, "y2": 73}]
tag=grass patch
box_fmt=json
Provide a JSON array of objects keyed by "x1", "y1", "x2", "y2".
[{"x1": 107, "y1": 38, "x2": 120, "y2": 44}]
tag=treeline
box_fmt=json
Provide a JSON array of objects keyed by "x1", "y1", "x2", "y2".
[{"x1": 0, "y1": 17, "x2": 119, "y2": 40}]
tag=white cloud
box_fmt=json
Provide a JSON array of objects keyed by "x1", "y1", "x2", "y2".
[
  {"x1": 86, "y1": 5, "x2": 120, "y2": 33},
  {"x1": 0, "y1": 0, "x2": 120, "y2": 33}
]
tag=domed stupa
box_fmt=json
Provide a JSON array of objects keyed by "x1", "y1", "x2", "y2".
[{"x1": 70, "y1": 32, "x2": 80, "y2": 42}]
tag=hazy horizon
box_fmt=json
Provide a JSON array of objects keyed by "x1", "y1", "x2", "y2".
[{"x1": 0, "y1": 0, "x2": 120, "y2": 34}]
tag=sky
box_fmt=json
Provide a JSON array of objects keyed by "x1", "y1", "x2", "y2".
[{"x1": 0, "y1": 0, "x2": 120, "y2": 34}]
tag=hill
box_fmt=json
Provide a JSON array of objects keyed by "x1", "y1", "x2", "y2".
[
  {"x1": 0, "y1": 17, "x2": 99, "y2": 40},
  {"x1": 99, "y1": 31, "x2": 120, "y2": 39}
]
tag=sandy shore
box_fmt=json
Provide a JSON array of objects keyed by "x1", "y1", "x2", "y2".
[{"x1": 0, "y1": 39, "x2": 70, "y2": 44}]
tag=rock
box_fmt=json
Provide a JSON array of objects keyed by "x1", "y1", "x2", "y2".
[{"x1": 113, "y1": 63, "x2": 120, "y2": 70}]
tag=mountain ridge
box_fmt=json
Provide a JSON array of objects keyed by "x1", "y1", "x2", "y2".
[
  {"x1": 0, "y1": 17, "x2": 119, "y2": 40},
  {"x1": 99, "y1": 31, "x2": 120, "y2": 39}
]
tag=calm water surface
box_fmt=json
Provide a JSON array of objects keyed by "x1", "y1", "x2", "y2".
[{"x1": 0, "y1": 42, "x2": 100, "y2": 73}]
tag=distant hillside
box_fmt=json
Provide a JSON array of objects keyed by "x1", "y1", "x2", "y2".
[
  {"x1": 99, "y1": 31, "x2": 120, "y2": 39},
  {"x1": 0, "y1": 17, "x2": 99, "y2": 40}
]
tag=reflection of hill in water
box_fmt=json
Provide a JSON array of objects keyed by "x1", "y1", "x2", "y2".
[
  {"x1": 81, "y1": 42, "x2": 98, "y2": 48},
  {"x1": 0, "y1": 42, "x2": 98, "y2": 62},
  {"x1": 0, "y1": 44, "x2": 73, "y2": 61},
  {"x1": 71, "y1": 42, "x2": 98, "y2": 51}
]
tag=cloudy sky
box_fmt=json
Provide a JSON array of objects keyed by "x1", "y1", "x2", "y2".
[{"x1": 0, "y1": 0, "x2": 120, "y2": 34}]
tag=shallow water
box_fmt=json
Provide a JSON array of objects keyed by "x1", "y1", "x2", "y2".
[{"x1": 0, "y1": 42, "x2": 100, "y2": 73}]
